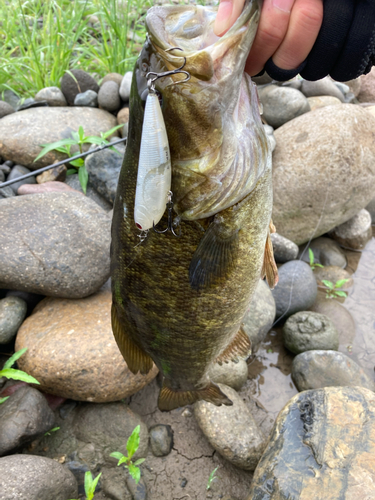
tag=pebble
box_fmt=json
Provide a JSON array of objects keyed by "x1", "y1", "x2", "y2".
[
  {"x1": 0, "y1": 386, "x2": 55, "y2": 456},
  {"x1": 282, "y1": 311, "x2": 339, "y2": 354},
  {"x1": 334, "y1": 82, "x2": 350, "y2": 96},
  {"x1": 0, "y1": 100, "x2": 16, "y2": 118},
  {"x1": 357, "y1": 66, "x2": 375, "y2": 102},
  {"x1": 330, "y1": 209, "x2": 373, "y2": 250},
  {"x1": 1, "y1": 90, "x2": 19, "y2": 109},
  {"x1": 17, "y1": 180, "x2": 78, "y2": 195},
  {"x1": 36, "y1": 164, "x2": 67, "y2": 184},
  {"x1": 101, "y1": 468, "x2": 131, "y2": 500},
  {"x1": 60, "y1": 69, "x2": 99, "y2": 105},
  {"x1": 119, "y1": 71, "x2": 133, "y2": 101},
  {"x1": 85, "y1": 147, "x2": 124, "y2": 204},
  {"x1": 271, "y1": 261, "x2": 317, "y2": 318},
  {"x1": 7, "y1": 164, "x2": 36, "y2": 193},
  {"x1": 74, "y1": 89, "x2": 98, "y2": 107},
  {"x1": 194, "y1": 384, "x2": 266, "y2": 471},
  {"x1": 345, "y1": 77, "x2": 362, "y2": 98},
  {"x1": 208, "y1": 359, "x2": 248, "y2": 391},
  {"x1": 34, "y1": 86, "x2": 67, "y2": 106},
  {"x1": 15, "y1": 286, "x2": 158, "y2": 401},
  {"x1": 0, "y1": 186, "x2": 15, "y2": 199},
  {"x1": 307, "y1": 95, "x2": 342, "y2": 111},
  {"x1": 366, "y1": 196, "x2": 375, "y2": 223},
  {"x1": 300, "y1": 237, "x2": 347, "y2": 268},
  {"x1": 0, "y1": 170, "x2": 4, "y2": 182},
  {"x1": 0, "y1": 192, "x2": 111, "y2": 298},
  {"x1": 102, "y1": 72, "x2": 123, "y2": 87},
  {"x1": 300, "y1": 77, "x2": 345, "y2": 102},
  {"x1": 313, "y1": 265, "x2": 353, "y2": 290},
  {"x1": 149, "y1": 424, "x2": 174, "y2": 457},
  {"x1": 125, "y1": 473, "x2": 147, "y2": 500},
  {"x1": 292, "y1": 350, "x2": 375, "y2": 392},
  {"x1": 263, "y1": 123, "x2": 276, "y2": 152},
  {"x1": 0, "y1": 163, "x2": 11, "y2": 175},
  {"x1": 248, "y1": 387, "x2": 375, "y2": 500},
  {"x1": 65, "y1": 173, "x2": 113, "y2": 212},
  {"x1": 258, "y1": 85, "x2": 310, "y2": 128},
  {"x1": 18, "y1": 98, "x2": 47, "y2": 111},
  {"x1": 0, "y1": 296, "x2": 27, "y2": 344},
  {"x1": 117, "y1": 106, "x2": 130, "y2": 125},
  {"x1": 98, "y1": 81, "x2": 121, "y2": 112},
  {"x1": 270, "y1": 232, "x2": 299, "y2": 263}
]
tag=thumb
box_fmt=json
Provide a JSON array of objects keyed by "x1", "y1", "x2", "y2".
[{"x1": 214, "y1": 0, "x2": 246, "y2": 36}]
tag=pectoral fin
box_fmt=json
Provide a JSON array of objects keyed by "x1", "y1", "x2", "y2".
[
  {"x1": 158, "y1": 381, "x2": 233, "y2": 411},
  {"x1": 215, "y1": 326, "x2": 251, "y2": 365},
  {"x1": 262, "y1": 220, "x2": 278, "y2": 290}
]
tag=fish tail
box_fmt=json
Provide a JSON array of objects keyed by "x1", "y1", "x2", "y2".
[{"x1": 158, "y1": 381, "x2": 233, "y2": 411}]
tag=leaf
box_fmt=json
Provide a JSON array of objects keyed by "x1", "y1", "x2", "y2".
[
  {"x1": 78, "y1": 164, "x2": 89, "y2": 194},
  {"x1": 101, "y1": 123, "x2": 123, "y2": 139},
  {"x1": 69, "y1": 158, "x2": 84, "y2": 168},
  {"x1": 315, "y1": 263, "x2": 324, "y2": 268},
  {"x1": 133, "y1": 458, "x2": 145, "y2": 466},
  {"x1": 78, "y1": 125, "x2": 85, "y2": 142},
  {"x1": 126, "y1": 425, "x2": 140, "y2": 459},
  {"x1": 0, "y1": 397, "x2": 9, "y2": 404},
  {"x1": 66, "y1": 168, "x2": 77, "y2": 175},
  {"x1": 334, "y1": 290, "x2": 347, "y2": 297},
  {"x1": 110, "y1": 452, "x2": 125, "y2": 461},
  {"x1": 308, "y1": 248, "x2": 314, "y2": 266},
  {"x1": 90, "y1": 472, "x2": 102, "y2": 497},
  {"x1": 127, "y1": 463, "x2": 141, "y2": 484},
  {"x1": 84, "y1": 136, "x2": 109, "y2": 146},
  {"x1": 207, "y1": 467, "x2": 218, "y2": 490},
  {"x1": 322, "y1": 280, "x2": 334, "y2": 289},
  {"x1": 4, "y1": 347, "x2": 28, "y2": 369},
  {"x1": 335, "y1": 279, "x2": 349, "y2": 289},
  {"x1": 33, "y1": 139, "x2": 77, "y2": 161},
  {"x1": 0, "y1": 368, "x2": 40, "y2": 384},
  {"x1": 84, "y1": 471, "x2": 93, "y2": 499}
]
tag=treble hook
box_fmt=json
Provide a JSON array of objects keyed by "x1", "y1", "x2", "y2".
[
  {"x1": 146, "y1": 47, "x2": 190, "y2": 93},
  {"x1": 153, "y1": 191, "x2": 181, "y2": 237}
]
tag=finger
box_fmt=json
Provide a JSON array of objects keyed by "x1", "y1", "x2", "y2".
[
  {"x1": 214, "y1": 0, "x2": 246, "y2": 37},
  {"x1": 245, "y1": 0, "x2": 297, "y2": 76},
  {"x1": 272, "y1": 0, "x2": 323, "y2": 69}
]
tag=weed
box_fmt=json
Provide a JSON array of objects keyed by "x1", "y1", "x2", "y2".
[
  {"x1": 322, "y1": 279, "x2": 349, "y2": 299},
  {"x1": 0, "y1": 397, "x2": 9, "y2": 404},
  {"x1": 308, "y1": 248, "x2": 324, "y2": 271},
  {"x1": 206, "y1": 466, "x2": 219, "y2": 490},
  {"x1": 68, "y1": 470, "x2": 102, "y2": 500},
  {"x1": 0, "y1": 348, "x2": 39, "y2": 385},
  {"x1": 44, "y1": 426, "x2": 60, "y2": 436},
  {"x1": 110, "y1": 425, "x2": 145, "y2": 484}
]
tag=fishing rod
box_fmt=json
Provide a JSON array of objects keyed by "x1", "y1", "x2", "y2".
[{"x1": 0, "y1": 137, "x2": 127, "y2": 189}]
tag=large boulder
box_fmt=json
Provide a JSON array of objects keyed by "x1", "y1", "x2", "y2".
[{"x1": 272, "y1": 104, "x2": 375, "y2": 244}]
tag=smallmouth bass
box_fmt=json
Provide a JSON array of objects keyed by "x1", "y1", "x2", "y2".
[{"x1": 111, "y1": 0, "x2": 278, "y2": 411}]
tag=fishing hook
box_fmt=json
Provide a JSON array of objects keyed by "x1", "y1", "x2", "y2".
[
  {"x1": 146, "y1": 47, "x2": 190, "y2": 93},
  {"x1": 153, "y1": 191, "x2": 181, "y2": 237}
]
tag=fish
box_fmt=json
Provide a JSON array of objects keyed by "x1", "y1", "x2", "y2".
[{"x1": 110, "y1": 0, "x2": 278, "y2": 411}]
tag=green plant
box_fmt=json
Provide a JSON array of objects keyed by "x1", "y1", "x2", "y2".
[
  {"x1": 45, "y1": 426, "x2": 60, "y2": 436},
  {"x1": 0, "y1": 397, "x2": 9, "y2": 404},
  {"x1": 110, "y1": 425, "x2": 145, "y2": 484},
  {"x1": 68, "y1": 470, "x2": 102, "y2": 500},
  {"x1": 206, "y1": 466, "x2": 219, "y2": 490},
  {"x1": 308, "y1": 248, "x2": 324, "y2": 271},
  {"x1": 34, "y1": 124, "x2": 122, "y2": 193},
  {"x1": 0, "y1": 348, "x2": 39, "y2": 385},
  {"x1": 322, "y1": 279, "x2": 349, "y2": 299}
]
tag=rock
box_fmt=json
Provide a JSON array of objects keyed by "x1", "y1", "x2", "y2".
[
  {"x1": 195, "y1": 384, "x2": 266, "y2": 470},
  {"x1": 270, "y1": 232, "x2": 299, "y2": 263},
  {"x1": 149, "y1": 424, "x2": 174, "y2": 457},
  {"x1": 0, "y1": 386, "x2": 55, "y2": 455},
  {"x1": 330, "y1": 209, "x2": 373, "y2": 250},
  {"x1": 117, "y1": 106, "x2": 130, "y2": 125},
  {"x1": 258, "y1": 85, "x2": 310, "y2": 128},
  {"x1": 36, "y1": 164, "x2": 67, "y2": 183},
  {"x1": 263, "y1": 123, "x2": 276, "y2": 152},
  {"x1": 0, "y1": 170, "x2": 4, "y2": 182},
  {"x1": 334, "y1": 82, "x2": 350, "y2": 96},
  {"x1": 282, "y1": 79, "x2": 302, "y2": 90},
  {"x1": 272, "y1": 104, "x2": 375, "y2": 244},
  {"x1": 18, "y1": 98, "x2": 47, "y2": 111},
  {"x1": 241, "y1": 279, "x2": 276, "y2": 351},
  {"x1": 208, "y1": 359, "x2": 248, "y2": 391},
  {"x1": 7, "y1": 164, "x2": 36, "y2": 193},
  {"x1": 0, "y1": 107, "x2": 118, "y2": 169},
  {"x1": 271, "y1": 261, "x2": 317, "y2": 318},
  {"x1": 119, "y1": 71, "x2": 133, "y2": 101},
  {"x1": 0, "y1": 100, "x2": 16, "y2": 118},
  {"x1": 307, "y1": 95, "x2": 342, "y2": 111},
  {"x1": 101, "y1": 468, "x2": 132, "y2": 500},
  {"x1": 85, "y1": 147, "x2": 124, "y2": 204},
  {"x1": 366, "y1": 197, "x2": 375, "y2": 223},
  {"x1": 102, "y1": 72, "x2": 123, "y2": 87},
  {"x1": 0, "y1": 454, "x2": 78, "y2": 499},
  {"x1": 1, "y1": 90, "x2": 19, "y2": 109},
  {"x1": 6, "y1": 290, "x2": 45, "y2": 316},
  {"x1": 366, "y1": 104, "x2": 375, "y2": 118},
  {"x1": 300, "y1": 237, "x2": 347, "y2": 268},
  {"x1": 0, "y1": 186, "x2": 15, "y2": 199},
  {"x1": 0, "y1": 193, "x2": 111, "y2": 298},
  {"x1": 65, "y1": 173, "x2": 113, "y2": 212},
  {"x1": 15, "y1": 285, "x2": 158, "y2": 401},
  {"x1": 60, "y1": 69, "x2": 99, "y2": 105},
  {"x1": 0, "y1": 163, "x2": 11, "y2": 175},
  {"x1": 34, "y1": 86, "x2": 67, "y2": 106},
  {"x1": 313, "y1": 266, "x2": 353, "y2": 289},
  {"x1": 98, "y1": 81, "x2": 121, "y2": 113},
  {"x1": 247, "y1": 387, "x2": 375, "y2": 500},
  {"x1": 17, "y1": 180, "x2": 78, "y2": 195},
  {"x1": 0, "y1": 296, "x2": 27, "y2": 344},
  {"x1": 345, "y1": 78, "x2": 362, "y2": 97},
  {"x1": 292, "y1": 350, "x2": 375, "y2": 392},
  {"x1": 357, "y1": 67, "x2": 375, "y2": 103},
  {"x1": 283, "y1": 311, "x2": 339, "y2": 354},
  {"x1": 301, "y1": 77, "x2": 345, "y2": 102},
  {"x1": 125, "y1": 473, "x2": 147, "y2": 500},
  {"x1": 74, "y1": 89, "x2": 98, "y2": 107}
]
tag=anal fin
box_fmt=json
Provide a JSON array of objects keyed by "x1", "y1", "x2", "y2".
[
  {"x1": 158, "y1": 381, "x2": 233, "y2": 411},
  {"x1": 111, "y1": 303, "x2": 154, "y2": 375},
  {"x1": 262, "y1": 220, "x2": 279, "y2": 290},
  {"x1": 215, "y1": 326, "x2": 251, "y2": 365}
]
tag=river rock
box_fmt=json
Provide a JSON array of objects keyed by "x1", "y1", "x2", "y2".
[
  {"x1": 149, "y1": 424, "x2": 174, "y2": 457},
  {"x1": 194, "y1": 384, "x2": 266, "y2": 471},
  {"x1": 307, "y1": 95, "x2": 342, "y2": 111},
  {"x1": 119, "y1": 71, "x2": 133, "y2": 101},
  {"x1": 65, "y1": 173, "x2": 112, "y2": 211},
  {"x1": 271, "y1": 261, "x2": 317, "y2": 319},
  {"x1": 98, "y1": 81, "x2": 121, "y2": 113},
  {"x1": 85, "y1": 147, "x2": 124, "y2": 204},
  {"x1": 247, "y1": 386, "x2": 375, "y2": 500},
  {"x1": 36, "y1": 164, "x2": 67, "y2": 183},
  {"x1": 300, "y1": 237, "x2": 347, "y2": 268},
  {"x1": 7, "y1": 164, "x2": 36, "y2": 192},
  {"x1": 17, "y1": 180, "x2": 78, "y2": 195},
  {"x1": 0, "y1": 100, "x2": 16, "y2": 118},
  {"x1": 357, "y1": 67, "x2": 375, "y2": 103},
  {"x1": 6, "y1": 290, "x2": 45, "y2": 316},
  {"x1": 35, "y1": 86, "x2": 67, "y2": 106},
  {"x1": 0, "y1": 386, "x2": 55, "y2": 455},
  {"x1": 366, "y1": 197, "x2": 375, "y2": 223},
  {"x1": 301, "y1": 77, "x2": 345, "y2": 101},
  {"x1": 0, "y1": 296, "x2": 27, "y2": 344},
  {"x1": 208, "y1": 359, "x2": 248, "y2": 391},
  {"x1": 283, "y1": 311, "x2": 339, "y2": 354},
  {"x1": 60, "y1": 69, "x2": 99, "y2": 105},
  {"x1": 270, "y1": 232, "x2": 298, "y2": 263},
  {"x1": 258, "y1": 85, "x2": 310, "y2": 128},
  {"x1": 0, "y1": 186, "x2": 15, "y2": 198},
  {"x1": 0, "y1": 192, "x2": 111, "y2": 298},
  {"x1": 241, "y1": 279, "x2": 276, "y2": 351},
  {"x1": 313, "y1": 266, "x2": 353, "y2": 289},
  {"x1": 118, "y1": 106, "x2": 130, "y2": 126},
  {"x1": 102, "y1": 72, "x2": 123, "y2": 87},
  {"x1": 272, "y1": 104, "x2": 375, "y2": 244},
  {"x1": 0, "y1": 454, "x2": 78, "y2": 500},
  {"x1": 330, "y1": 209, "x2": 373, "y2": 250},
  {"x1": 74, "y1": 89, "x2": 98, "y2": 107},
  {"x1": 0, "y1": 107, "x2": 118, "y2": 169},
  {"x1": 15, "y1": 285, "x2": 158, "y2": 401}
]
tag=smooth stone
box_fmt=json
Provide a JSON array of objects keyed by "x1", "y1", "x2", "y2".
[
  {"x1": 313, "y1": 266, "x2": 353, "y2": 289},
  {"x1": 0, "y1": 186, "x2": 15, "y2": 198},
  {"x1": 0, "y1": 100, "x2": 16, "y2": 118},
  {"x1": 34, "y1": 86, "x2": 67, "y2": 106},
  {"x1": 301, "y1": 77, "x2": 345, "y2": 102},
  {"x1": 102, "y1": 72, "x2": 123, "y2": 87},
  {"x1": 292, "y1": 350, "x2": 375, "y2": 392},
  {"x1": 272, "y1": 105, "x2": 375, "y2": 244},
  {"x1": 241, "y1": 279, "x2": 276, "y2": 351},
  {"x1": 117, "y1": 106, "x2": 129, "y2": 125},
  {"x1": 119, "y1": 71, "x2": 132, "y2": 101},
  {"x1": 357, "y1": 67, "x2": 375, "y2": 102},
  {"x1": 0, "y1": 296, "x2": 27, "y2": 344},
  {"x1": 0, "y1": 163, "x2": 11, "y2": 174},
  {"x1": 0, "y1": 454, "x2": 78, "y2": 500},
  {"x1": 101, "y1": 468, "x2": 131, "y2": 500},
  {"x1": 1, "y1": 90, "x2": 19, "y2": 109},
  {"x1": 15, "y1": 286, "x2": 158, "y2": 401},
  {"x1": 7, "y1": 164, "x2": 36, "y2": 193},
  {"x1": 194, "y1": 384, "x2": 266, "y2": 471},
  {"x1": 18, "y1": 180, "x2": 78, "y2": 195},
  {"x1": 0, "y1": 386, "x2": 55, "y2": 455},
  {"x1": 6, "y1": 290, "x2": 45, "y2": 316},
  {"x1": 283, "y1": 311, "x2": 339, "y2": 354},
  {"x1": 18, "y1": 98, "x2": 47, "y2": 111},
  {"x1": 299, "y1": 237, "x2": 347, "y2": 268},
  {"x1": 208, "y1": 359, "x2": 248, "y2": 391},
  {"x1": 149, "y1": 424, "x2": 174, "y2": 457},
  {"x1": 258, "y1": 85, "x2": 310, "y2": 128},
  {"x1": 36, "y1": 164, "x2": 67, "y2": 183},
  {"x1": 60, "y1": 69, "x2": 99, "y2": 105},
  {"x1": 366, "y1": 197, "x2": 375, "y2": 223},
  {"x1": 74, "y1": 89, "x2": 98, "y2": 107},
  {"x1": 85, "y1": 147, "x2": 124, "y2": 204},
  {"x1": 271, "y1": 261, "x2": 317, "y2": 319},
  {"x1": 65, "y1": 173, "x2": 112, "y2": 211},
  {"x1": 307, "y1": 95, "x2": 342, "y2": 111},
  {"x1": 345, "y1": 78, "x2": 362, "y2": 97},
  {"x1": 334, "y1": 82, "x2": 350, "y2": 95},
  {"x1": 0, "y1": 170, "x2": 4, "y2": 182},
  {"x1": 282, "y1": 79, "x2": 302, "y2": 90},
  {"x1": 0, "y1": 193, "x2": 111, "y2": 298},
  {"x1": 125, "y1": 473, "x2": 147, "y2": 500},
  {"x1": 247, "y1": 387, "x2": 375, "y2": 500},
  {"x1": 330, "y1": 209, "x2": 373, "y2": 250},
  {"x1": 98, "y1": 81, "x2": 121, "y2": 113},
  {"x1": 0, "y1": 107, "x2": 118, "y2": 169},
  {"x1": 270, "y1": 232, "x2": 299, "y2": 263},
  {"x1": 263, "y1": 123, "x2": 276, "y2": 152}
]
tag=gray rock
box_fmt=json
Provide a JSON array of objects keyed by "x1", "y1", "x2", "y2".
[
  {"x1": 208, "y1": 359, "x2": 248, "y2": 391},
  {"x1": 6, "y1": 290, "x2": 44, "y2": 316},
  {"x1": 0, "y1": 386, "x2": 55, "y2": 456},
  {"x1": 241, "y1": 279, "x2": 276, "y2": 351},
  {"x1": 102, "y1": 72, "x2": 123, "y2": 87},
  {"x1": 366, "y1": 197, "x2": 375, "y2": 223},
  {"x1": 292, "y1": 350, "x2": 375, "y2": 392},
  {"x1": 85, "y1": 147, "x2": 124, "y2": 204},
  {"x1": 283, "y1": 311, "x2": 339, "y2": 354},
  {"x1": 102, "y1": 468, "x2": 131, "y2": 500},
  {"x1": 0, "y1": 454, "x2": 78, "y2": 500},
  {"x1": 98, "y1": 81, "x2": 121, "y2": 112},
  {"x1": 299, "y1": 237, "x2": 347, "y2": 268},
  {"x1": 271, "y1": 232, "x2": 299, "y2": 263},
  {"x1": 0, "y1": 186, "x2": 16, "y2": 199},
  {"x1": 0, "y1": 170, "x2": 4, "y2": 182},
  {"x1": 330, "y1": 209, "x2": 373, "y2": 250},
  {"x1": 301, "y1": 77, "x2": 346, "y2": 102},
  {"x1": 307, "y1": 95, "x2": 342, "y2": 111},
  {"x1": 0, "y1": 296, "x2": 27, "y2": 344},
  {"x1": 149, "y1": 424, "x2": 174, "y2": 457},
  {"x1": 65, "y1": 173, "x2": 112, "y2": 212},
  {"x1": 271, "y1": 261, "x2": 317, "y2": 319},
  {"x1": 282, "y1": 79, "x2": 302, "y2": 90},
  {"x1": 60, "y1": 69, "x2": 99, "y2": 105},
  {"x1": 263, "y1": 123, "x2": 276, "y2": 152},
  {"x1": 334, "y1": 82, "x2": 350, "y2": 96},
  {"x1": 1, "y1": 90, "x2": 19, "y2": 109},
  {"x1": 74, "y1": 89, "x2": 98, "y2": 107},
  {"x1": 258, "y1": 85, "x2": 310, "y2": 128},
  {"x1": 0, "y1": 100, "x2": 16, "y2": 118},
  {"x1": 0, "y1": 192, "x2": 111, "y2": 298},
  {"x1": 119, "y1": 71, "x2": 133, "y2": 101},
  {"x1": 7, "y1": 164, "x2": 36, "y2": 193},
  {"x1": 34, "y1": 86, "x2": 67, "y2": 106},
  {"x1": 0, "y1": 163, "x2": 11, "y2": 175},
  {"x1": 125, "y1": 473, "x2": 147, "y2": 500},
  {"x1": 194, "y1": 384, "x2": 266, "y2": 471}
]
